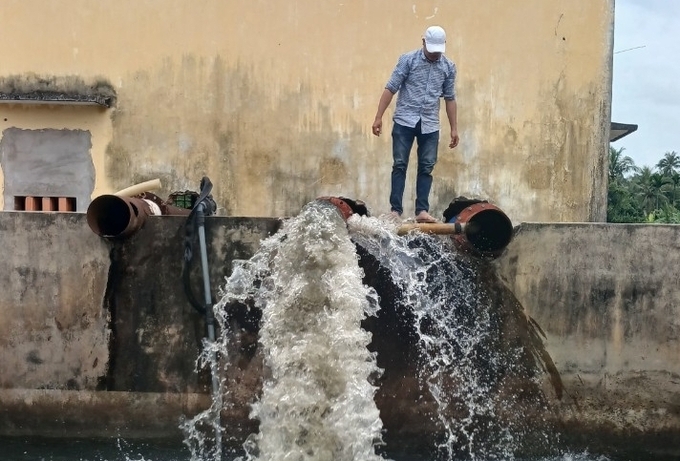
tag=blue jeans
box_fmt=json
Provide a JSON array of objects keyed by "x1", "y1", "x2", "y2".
[{"x1": 390, "y1": 121, "x2": 439, "y2": 215}]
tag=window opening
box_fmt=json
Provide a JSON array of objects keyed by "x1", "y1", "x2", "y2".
[{"x1": 14, "y1": 196, "x2": 76, "y2": 212}]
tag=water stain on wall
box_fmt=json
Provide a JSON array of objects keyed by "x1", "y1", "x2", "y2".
[{"x1": 106, "y1": 55, "x2": 379, "y2": 217}]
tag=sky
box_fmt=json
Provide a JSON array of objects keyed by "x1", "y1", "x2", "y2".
[{"x1": 611, "y1": 0, "x2": 680, "y2": 168}]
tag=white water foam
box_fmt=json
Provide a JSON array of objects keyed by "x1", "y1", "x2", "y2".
[
  {"x1": 183, "y1": 205, "x2": 550, "y2": 461},
  {"x1": 184, "y1": 201, "x2": 388, "y2": 461},
  {"x1": 348, "y1": 214, "x2": 527, "y2": 460}
]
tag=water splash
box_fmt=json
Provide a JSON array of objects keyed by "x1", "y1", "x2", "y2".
[
  {"x1": 185, "y1": 201, "x2": 388, "y2": 461},
  {"x1": 348, "y1": 214, "x2": 552, "y2": 460},
  {"x1": 182, "y1": 202, "x2": 557, "y2": 461},
  {"x1": 180, "y1": 333, "x2": 227, "y2": 460}
]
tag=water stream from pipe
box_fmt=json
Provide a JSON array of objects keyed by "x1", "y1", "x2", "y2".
[
  {"x1": 182, "y1": 201, "x2": 386, "y2": 461},
  {"x1": 349, "y1": 214, "x2": 550, "y2": 460},
  {"x1": 181, "y1": 201, "x2": 561, "y2": 460}
]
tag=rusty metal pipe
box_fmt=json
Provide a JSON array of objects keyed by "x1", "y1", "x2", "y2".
[
  {"x1": 86, "y1": 194, "x2": 155, "y2": 239},
  {"x1": 319, "y1": 195, "x2": 513, "y2": 260},
  {"x1": 87, "y1": 191, "x2": 192, "y2": 239},
  {"x1": 399, "y1": 206, "x2": 512, "y2": 259},
  {"x1": 449, "y1": 202, "x2": 513, "y2": 259}
]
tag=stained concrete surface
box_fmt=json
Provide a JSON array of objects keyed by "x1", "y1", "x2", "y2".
[
  {"x1": 0, "y1": 213, "x2": 678, "y2": 457},
  {"x1": 495, "y1": 222, "x2": 680, "y2": 456}
]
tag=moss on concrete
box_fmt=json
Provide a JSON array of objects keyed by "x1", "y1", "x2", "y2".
[{"x1": 0, "y1": 73, "x2": 116, "y2": 107}]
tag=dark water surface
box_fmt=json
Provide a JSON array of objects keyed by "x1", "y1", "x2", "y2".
[
  {"x1": 0, "y1": 435, "x2": 661, "y2": 461},
  {"x1": 0, "y1": 436, "x2": 189, "y2": 461}
]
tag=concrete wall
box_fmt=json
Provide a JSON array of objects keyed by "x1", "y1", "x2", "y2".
[
  {"x1": 0, "y1": 0, "x2": 614, "y2": 223},
  {"x1": 0, "y1": 212, "x2": 280, "y2": 438},
  {"x1": 0, "y1": 212, "x2": 110, "y2": 390},
  {"x1": 1, "y1": 212, "x2": 679, "y2": 455},
  {"x1": 495, "y1": 223, "x2": 680, "y2": 451}
]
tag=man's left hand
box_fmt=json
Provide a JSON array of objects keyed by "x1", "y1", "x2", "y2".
[{"x1": 449, "y1": 131, "x2": 459, "y2": 148}]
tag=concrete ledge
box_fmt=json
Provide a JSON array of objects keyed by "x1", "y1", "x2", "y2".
[
  {"x1": 496, "y1": 222, "x2": 680, "y2": 448},
  {"x1": 0, "y1": 389, "x2": 211, "y2": 439},
  {"x1": 2, "y1": 214, "x2": 680, "y2": 455}
]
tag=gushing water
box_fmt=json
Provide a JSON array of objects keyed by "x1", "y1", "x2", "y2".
[
  {"x1": 349, "y1": 214, "x2": 552, "y2": 460},
  {"x1": 183, "y1": 201, "x2": 387, "y2": 461},
  {"x1": 182, "y1": 202, "x2": 555, "y2": 461}
]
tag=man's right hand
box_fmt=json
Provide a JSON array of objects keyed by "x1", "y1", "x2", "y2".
[{"x1": 372, "y1": 118, "x2": 382, "y2": 136}]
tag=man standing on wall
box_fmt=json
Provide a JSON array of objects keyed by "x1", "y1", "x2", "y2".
[{"x1": 372, "y1": 25, "x2": 459, "y2": 223}]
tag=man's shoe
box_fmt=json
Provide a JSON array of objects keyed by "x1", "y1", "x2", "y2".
[{"x1": 415, "y1": 211, "x2": 438, "y2": 223}]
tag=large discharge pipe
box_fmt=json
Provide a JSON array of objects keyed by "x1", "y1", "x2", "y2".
[
  {"x1": 319, "y1": 196, "x2": 513, "y2": 259},
  {"x1": 87, "y1": 190, "x2": 190, "y2": 239},
  {"x1": 87, "y1": 195, "x2": 154, "y2": 239},
  {"x1": 440, "y1": 198, "x2": 514, "y2": 259}
]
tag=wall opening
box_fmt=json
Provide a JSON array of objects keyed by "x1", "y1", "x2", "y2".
[
  {"x1": 14, "y1": 196, "x2": 76, "y2": 212},
  {"x1": 0, "y1": 128, "x2": 95, "y2": 212}
]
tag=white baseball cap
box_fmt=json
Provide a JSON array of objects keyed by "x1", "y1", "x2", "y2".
[{"x1": 424, "y1": 26, "x2": 446, "y2": 53}]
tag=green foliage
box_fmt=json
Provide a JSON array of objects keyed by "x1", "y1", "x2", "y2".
[
  {"x1": 607, "y1": 147, "x2": 680, "y2": 223},
  {"x1": 607, "y1": 178, "x2": 644, "y2": 223},
  {"x1": 647, "y1": 206, "x2": 680, "y2": 224}
]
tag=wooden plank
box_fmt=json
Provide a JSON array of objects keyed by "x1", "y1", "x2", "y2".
[{"x1": 397, "y1": 223, "x2": 464, "y2": 236}]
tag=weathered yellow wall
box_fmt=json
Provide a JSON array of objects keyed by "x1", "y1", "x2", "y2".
[{"x1": 0, "y1": 0, "x2": 614, "y2": 222}]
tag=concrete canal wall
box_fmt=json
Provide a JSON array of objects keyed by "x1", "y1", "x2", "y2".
[
  {"x1": 0, "y1": 212, "x2": 281, "y2": 438},
  {"x1": 0, "y1": 213, "x2": 678, "y2": 453},
  {"x1": 496, "y1": 223, "x2": 680, "y2": 454}
]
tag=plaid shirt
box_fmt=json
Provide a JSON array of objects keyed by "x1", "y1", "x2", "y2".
[{"x1": 385, "y1": 49, "x2": 456, "y2": 134}]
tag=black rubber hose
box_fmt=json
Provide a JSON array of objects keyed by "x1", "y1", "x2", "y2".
[{"x1": 182, "y1": 177, "x2": 215, "y2": 315}]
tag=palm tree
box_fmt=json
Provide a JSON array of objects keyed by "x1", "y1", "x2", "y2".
[
  {"x1": 607, "y1": 146, "x2": 645, "y2": 222},
  {"x1": 652, "y1": 205, "x2": 680, "y2": 224},
  {"x1": 656, "y1": 151, "x2": 680, "y2": 177},
  {"x1": 650, "y1": 173, "x2": 673, "y2": 209},
  {"x1": 634, "y1": 167, "x2": 657, "y2": 215},
  {"x1": 608, "y1": 146, "x2": 638, "y2": 182},
  {"x1": 668, "y1": 172, "x2": 680, "y2": 206},
  {"x1": 607, "y1": 177, "x2": 644, "y2": 222}
]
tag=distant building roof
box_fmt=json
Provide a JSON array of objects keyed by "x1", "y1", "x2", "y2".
[{"x1": 610, "y1": 122, "x2": 638, "y2": 142}]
